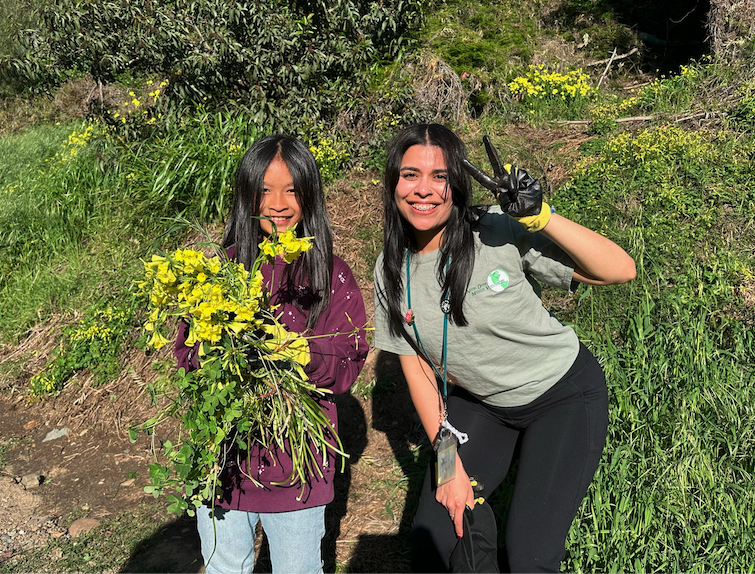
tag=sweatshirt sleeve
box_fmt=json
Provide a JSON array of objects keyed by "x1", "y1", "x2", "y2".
[
  {"x1": 174, "y1": 319, "x2": 199, "y2": 373},
  {"x1": 305, "y1": 258, "x2": 369, "y2": 394}
]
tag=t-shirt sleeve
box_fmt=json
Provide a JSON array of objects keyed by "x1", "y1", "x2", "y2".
[
  {"x1": 515, "y1": 226, "x2": 575, "y2": 292},
  {"x1": 478, "y1": 206, "x2": 575, "y2": 292},
  {"x1": 304, "y1": 258, "x2": 369, "y2": 393},
  {"x1": 373, "y1": 251, "x2": 418, "y2": 356}
]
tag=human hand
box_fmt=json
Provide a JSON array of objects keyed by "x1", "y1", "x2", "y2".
[
  {"x1": 435, "y1": 453, "x2": 475, "y2": 539},
  {"x1": 463, "y1": 136, "x2": 551, "y2": 231}
]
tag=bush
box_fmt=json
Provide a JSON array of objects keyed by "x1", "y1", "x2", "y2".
[{"x1": 1, "y1": 0, "x2": 423, "y2": 130}]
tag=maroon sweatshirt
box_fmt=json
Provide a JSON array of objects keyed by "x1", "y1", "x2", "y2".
[{"x1": 174, "y1": 254, "x2": 368, "y2": 512}]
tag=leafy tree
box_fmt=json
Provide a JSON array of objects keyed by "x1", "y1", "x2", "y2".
[{"x1": 1, "y1": 0, "x2": 423, "y2": 127}]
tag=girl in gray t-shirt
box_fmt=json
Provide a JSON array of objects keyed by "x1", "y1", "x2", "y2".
[{"x1": 373, "y1": 124, "x2": 635, "y2": 572}]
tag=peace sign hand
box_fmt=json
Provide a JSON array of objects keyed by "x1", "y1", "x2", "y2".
[{"x1": 462, "y1": 135, "x2": 544, "y2": 218}]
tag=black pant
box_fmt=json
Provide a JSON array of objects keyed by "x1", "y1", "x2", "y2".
[{"x1": 411, "y1": 343, "x2": 609, "y2": 573}]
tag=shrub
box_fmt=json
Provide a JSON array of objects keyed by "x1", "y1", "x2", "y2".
[{"x1": 1, "y1": 0, "x2": 423, "y2": 131}]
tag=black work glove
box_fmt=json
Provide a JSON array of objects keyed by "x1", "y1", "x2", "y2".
[{"x1": 463, "y1": 136, "x2": 551, "y2": 232}]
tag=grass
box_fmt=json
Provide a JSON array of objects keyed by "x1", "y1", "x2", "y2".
[
  {"x1": 0, "y1": 108, "x2": 264, "y2": 342},
  {"x1": 565, "y1": 299, "x2": 755, "y2": 572},
  {"x1": 544, "y1": 57, "x2": 755, "y2": 571}
]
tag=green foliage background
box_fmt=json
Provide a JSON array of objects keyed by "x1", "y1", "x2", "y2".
[
  {"x1": 2, "y1": 0, "x2": 423, "y2": 131},
  {"x1": 1, "y1": 0, "x2": 755, "y2": 572}
]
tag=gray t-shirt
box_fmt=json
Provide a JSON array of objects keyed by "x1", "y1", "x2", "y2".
[{"x1": 373, "y1": 206, "x2": 580, "y2": 408}]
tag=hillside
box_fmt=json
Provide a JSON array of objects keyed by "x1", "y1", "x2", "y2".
[{"x1": 1, "y1": 1, "x2": 754, "y2": 572}]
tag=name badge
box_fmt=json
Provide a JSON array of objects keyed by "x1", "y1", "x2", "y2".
[{"x1": 434, "y1": 427, "x2": 457, "y2": 486}]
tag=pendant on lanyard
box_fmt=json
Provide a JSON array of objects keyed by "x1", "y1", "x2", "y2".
[{"x1": 406, "y1": 252, "x2": 467, "y2": 486}]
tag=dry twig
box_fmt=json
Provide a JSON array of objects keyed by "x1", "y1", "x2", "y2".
[
  {"x1": 586, "y1": 47, "x2": 639, "y2": 67},
  {"x1": 598, "y1": 48, "x2": 618, "y2": 88}
]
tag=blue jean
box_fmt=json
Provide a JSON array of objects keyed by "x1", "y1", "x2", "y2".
[{"x1": 196, "y1": 504, "x2": 326, "y2": 574}]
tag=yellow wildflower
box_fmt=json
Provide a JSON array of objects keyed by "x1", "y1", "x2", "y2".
[
  {"x1": 149, "y1": 331, "x2": 169, "y2": 349},
  {"x1": 261, "y1": 322, "x2": 310, "y2": 366}
]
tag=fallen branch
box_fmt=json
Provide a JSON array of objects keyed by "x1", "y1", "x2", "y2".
[
  {"x1": 673, "y1": 111, "x2": 719, "y2": 123},
  {"x1": 598, "y1": 48, "x2": 618, "y2": 88},
  {"x1": 586, "y1": 47, "x2": 639, "y2": 67},
  {"x1": 555, "y1": 115, "x2": 654, "y2": 125},
  {"x1": 555, "y1": 111, "x2": 717, "y2": 126},
  {"x1": 616, "y1": 115, "x2": 655, "y2": 123},
  {"x1": 622, "y1": 81, "x2": 652, "y2": 91}
]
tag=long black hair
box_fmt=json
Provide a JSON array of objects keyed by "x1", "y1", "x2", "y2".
[
  {"x1": 380, "y1": 124, "x2": 478, "y2": 336},
  {"x1": 222, "y1": 134, "x2": 334, "y2": 330}
]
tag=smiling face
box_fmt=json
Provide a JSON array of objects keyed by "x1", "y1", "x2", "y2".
[
  {"x1": 258, "y1": 156, "x2": 303, "y2": 236},
  {"x1": 394, "y1": 144, "x2": 453, "y2": 253}
]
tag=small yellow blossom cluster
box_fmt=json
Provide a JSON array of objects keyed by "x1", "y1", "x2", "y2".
[
  {"x1": 376, "y1": 111, "x2": 401, "y2": 133},
  {"x1": 635, "y1": 66, "x2": 700, "y2": 110},
  {"x1": 508, "y1": 65, "x2": 596, "y2": 103},
  {"x1": 29, "y1": 372, "x2": 57, "y2": 395},
  {"x1": 68, "y1": 124, "x2": 96, "y2": 149},
  {"x1": 138, "y1": 232, "x2": 314, "y2": 371},
  {"x1": 138, "y1": 248, "x2": 263, "y2": 349},
  {"x1": 110, "y1": 79, "x2": 169, "y2": 126},
  {"x1": 561, "y1": 124, "x2": 716, "y2": 227},
  {"x1": 309, "y1": 137, "x2": 350, "y2": 183},
  {"x1": 679, "y1": 65, "x2": 698, "y2": 81},
  {"x1": 259, "y1": 228, "x2": 313, "y2": 264},
  {"x1": 592, "y1": 96, "x2": 640, "y2": 121},
  {"x1": 29, "y1": 305, "x2": 133, "y2": 396},
  {"x1": 69, "y1": 322, "x2": 114, "y2": 345},
  {"x1": 66, "y1": 307, "x2": 128, "y2": 345},
  {"x1": 602, "y1": 125, "x2": 712, "y2": 173},
  {"x1": 46, "y1": 123, "x2": 98, "y2": 168}
]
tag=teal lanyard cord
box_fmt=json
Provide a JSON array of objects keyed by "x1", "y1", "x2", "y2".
[{"x1": 406, "y1": 251, "x2": 449, "y2": 402}]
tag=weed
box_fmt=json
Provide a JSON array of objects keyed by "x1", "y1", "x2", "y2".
[
  {"x1": 508, "y1": 65, "x2": 596, "y2": 121},
  {"x1": 729, "y1": 79, "x2": 755, "y2": 129},
  {"x1": 308, "y1": 135, "x2": 351, "y2": 185},
  {"x1": 29, "y1": 296, "x2": 141, "y2": 395}
]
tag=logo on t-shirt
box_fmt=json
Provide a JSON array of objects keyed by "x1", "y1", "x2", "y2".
[{"x1": 487, "y1": 268, "x2": 510, "y2": 292}]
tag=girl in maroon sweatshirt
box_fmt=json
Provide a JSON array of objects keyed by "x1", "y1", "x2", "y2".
[{"x1": 175, "y1": 135, "x2": 368, "y2": 574}]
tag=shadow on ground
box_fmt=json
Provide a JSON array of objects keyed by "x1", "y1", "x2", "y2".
[
  {"x1": 344, "y1": 350, "x2": 429, "y2": 573},
  {"x1": 118, "y1": 513, "x2": 203, "y2": 573}
]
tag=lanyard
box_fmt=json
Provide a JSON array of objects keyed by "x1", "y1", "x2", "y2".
[
  {"x1": 406, "y1": 252, "x2": 450, "y2": 403},
  {"x1": 405, "y1": 252, "x2": 468, "y2": 446}
]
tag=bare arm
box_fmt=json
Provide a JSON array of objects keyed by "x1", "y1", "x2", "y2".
[
  {"x1": 398, "y1": 354, "x2": 474, "y2": 538},
  {"x1": 539, "y1": 213, "x2": 636, "y2": 285}
]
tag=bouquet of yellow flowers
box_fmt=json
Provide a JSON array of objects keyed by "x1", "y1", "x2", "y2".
[{"x1": 131, "y1": 228, "x2": 342, "y2": 516}]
